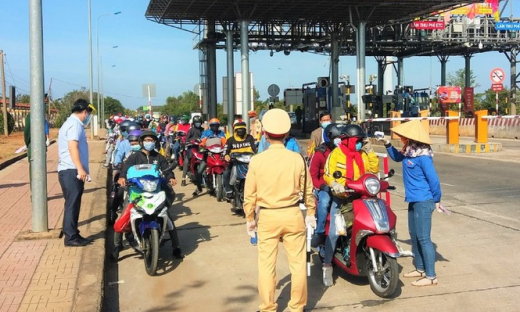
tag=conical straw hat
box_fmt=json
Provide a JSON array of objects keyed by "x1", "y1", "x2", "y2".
[{"x1": 390, "y1": 119, "x2": 432, "y2": 144}]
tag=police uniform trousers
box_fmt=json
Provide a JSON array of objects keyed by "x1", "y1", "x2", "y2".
[{"x1": 257, "y1": 205, "x2": 307, "y2": 312}]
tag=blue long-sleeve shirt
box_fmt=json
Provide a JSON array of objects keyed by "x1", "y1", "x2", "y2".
[
  {"x1": 386, "y1": 145, "x2": 441, "y2": 203},
  {"x1": 113, "y1": 139, "x2": 131, "y2": 166},
  {"x1": 257, "y1": 134, "x2": 300, "y2": 153}
]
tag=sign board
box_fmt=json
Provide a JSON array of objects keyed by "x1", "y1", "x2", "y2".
[
  {"x1": 464, "y1": 87, "x2": 474, "y2": 112},
  {"x1": 490, "y1": 68, "x2": 505, "y2": 84},
  {"x1": 491, "y1": 83, "x2": 504, "y2": 91},
  {"x1": 411, "y1": 21, "x2": 445, "y2": 30},
  {"x1": 267, "y1": 84, "x2": 280, "y2": 97},
  {"x1": 495, "y1": 22, "x2": 520, "y2": 31},
  {"x1": 283, "y1": 88, "x2": 303, "y2": 106},
  {"x1": 437, "y1": 86, "x2": 461, "y2": 104}
]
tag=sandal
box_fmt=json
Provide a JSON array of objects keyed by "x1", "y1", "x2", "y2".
[
  {"x1": 412, "y1": 277, "x2": 438, "y2": 287},
  {"x1": 403, "y1": 269, "x2": 425, "y2": 278}
]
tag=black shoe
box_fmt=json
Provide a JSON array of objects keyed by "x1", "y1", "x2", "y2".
[
  {"x1": 64, "y1": 239, "x2": 90, "y2": 247},
  {"x1": 111, "y1": 245, "x2": 124, "y2": 261},
  {"x1": 225, "y1": 191, "x2": 234, "y2": 199},
  {"x1": 192, "y1": 186, "x2": 203, "y2": 196},
  {"x1": 311, "y1": 233, "x2": 326, "y2": 248},
  {"x1": 181, "y1": 180, "x2": 186, "y2": 187},
  {"x1": 77, "y1": 235, "x2": 93, "y2": 244},
  {"x1": 173, "y1": 247, "x2": 184, "y2": 259}
]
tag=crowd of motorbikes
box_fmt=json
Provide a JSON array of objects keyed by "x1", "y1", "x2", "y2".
[{"x1": 107, "y1": 119, "x2": 408, "y2": 298}]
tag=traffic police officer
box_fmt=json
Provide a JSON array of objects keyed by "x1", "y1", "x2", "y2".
[{"x1": 244, "y1": 108, "x2": 316, "y2": 312}]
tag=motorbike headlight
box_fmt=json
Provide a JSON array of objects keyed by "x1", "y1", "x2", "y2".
[
  {"x1": 139, "y1": 179, "x2": 159, "y2": 192},
  {"x1": 209, "y1": 146, "x2": 223, "y2": 153},
  {"x1": 364, "y1": 177, "x2": 380, "y2": 196}
]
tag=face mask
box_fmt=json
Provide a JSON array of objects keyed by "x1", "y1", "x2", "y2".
[
  {"x1": 236, "y1": 129, "x2": 246, "y2": 137},
  {"x1": 179, "y1": 120, "x2": 185, "y2": 125},
  {"x1": 131, "y1": 144, "x2": 141, "y2": 152},
  {"x1": 250, "y1": 117, "x2": 256, "y2": 122},
  {"x1": 83, "y1": 113, "x2": 92, "y2": 126},
  {"x1": 121, "y1": 131, "x2": 128, "y2": 139},
  {"x1": 333, "y1": 138, "x2": 342, "y2": 147},
  {"x1": 210, "y1": 126, "x2": 219, "y2": 132},
  {"x1": 321, "y1": 121, "x2": 331, "y2": 129},
  {"x1": 143, "y1": 142, "x2": 155, "y2": 151},
  {"x1": 194, "y1": 122, "x2": 202, "y2": 128},
  {"x1": 355, "y1": 142, "x2": 363, "y2": 151}
]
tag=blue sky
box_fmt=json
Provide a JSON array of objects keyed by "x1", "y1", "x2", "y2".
[{"x1": 1, "y1": 1, "x2": 519, "y2": 110}]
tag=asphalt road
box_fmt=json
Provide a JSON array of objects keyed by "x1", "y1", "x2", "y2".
[{"x1": 103, "y1": 143, "x2": 520, "y2": 312}]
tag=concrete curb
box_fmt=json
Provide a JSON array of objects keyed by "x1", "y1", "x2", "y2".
[
  {"x1": 0, "y1": 139, "x2": 56, "y2": 171},
  {"x1": 73, "y1": 142, "x2": 108, "y2": 312}
]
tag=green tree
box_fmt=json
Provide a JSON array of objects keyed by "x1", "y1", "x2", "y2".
[
  {"x1": 161, "y1": 91, "x2": 200, "y2": 117},
  {"x1": 103, "y1": 96, "x2": 125, "y2": 116},
  {"x1": 446, "y1": 69, "x2": 480, "y2": 89},
  {"x1": 478, "y1": 88, "x2": 510, "y2": 115},
  {"x1": 17, "y1": 94, "x2": 30, "y2": 104}
]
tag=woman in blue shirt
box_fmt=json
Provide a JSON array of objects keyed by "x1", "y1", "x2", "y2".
[{"x1": 380, "y1": 120, "x2": 442, "y2": 287}]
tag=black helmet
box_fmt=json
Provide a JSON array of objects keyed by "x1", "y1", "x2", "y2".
[
  {"x1": 126, "y1": 122, "x2": 140, "y2": 133},
  {"x1": 340, "y1": 124, "x2": 366, "y2": 139},
  {"x1": 324, "y1": 123, "x2": 344, "y2": 141},
  {"x1": 192, "y1": 115, "x2": 202, "y2": 124},
  {"x1": 139, "y1": 130, "x2": 158, "y2": 143},
  {"x1": 119, "y1": 120, "x2": 133, "y2": 132}
]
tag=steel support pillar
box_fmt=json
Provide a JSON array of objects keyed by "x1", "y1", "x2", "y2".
[
  {"x1": 437, "y1": 54, "x2": 449, "y2": 86},
  {"x1": 206, "y1": 21, "x2": 218, "y2": 119},
  {"x1": 356, "y1": 21, "x2": 366, "y2": 121},
  {"x1": 510, "y1": 49, "x2": 517, "y2": 115},
  {"x1": 377, "y1": 58, "x2": 384, "y2": 96},
  {"x1": 464, "y1": 54, "x2": 471, "y2": 88},
  {"x1": 29, "y1": 0, "x2": 48, "y2": 232},
  {"x1": 226, "y1": 29, "x2": 235, "y2": 132},
  {"x1": 331, "y1": 32, "x2": 340, "y2": 110},
  {"x1": 240, "y1": 20, "x2": 250, "y2": 129},
  {"x1": 397, "y1": 57, "x2": 404, "y2": 87}
]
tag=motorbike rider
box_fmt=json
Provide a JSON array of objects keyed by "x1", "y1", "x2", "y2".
[
  {"x1": 321, "y1": 124, "x2": 379, "y2": 287},
  {"x1": 309, "y1": 123, "x2": 344, "y2": 248},
  {"x1": 223, "y1": 121, "x2": 257, "y2": 200},
  {"x1": 181, "y1": 115, "x2": 204, "y2": 187},
  {"x1": 116, "y1": 131, "x2": 184, "y2": 260},
  {"x1": 193, "y1": 118, "x2": 227, "y2": 196},
  {"x1": 104, "y1": 120, "x2": 134, "y2": 168},
  {"x1": 307, "y1": 112, "x2": 332, "y2": 159},
  {"x1": 158, "y1": 115, "x2": 169, "y2": 134},
  {"x1": 172, "y1": 115, "x2": 191, "y2": 162},
  {"x1": 113, "y1": 122, "x2": 141, "y2": 170}
]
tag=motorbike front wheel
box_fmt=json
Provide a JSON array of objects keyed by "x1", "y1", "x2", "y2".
[
  {"x1": 215, "y1": 174, "x2": 224, "y2": 202},
  {"x1": 143, "y1": 229, "x2": 160, "y2": 276},
  {"x1": 367, "y1": 248, "x2": 399, "y2": 298}
]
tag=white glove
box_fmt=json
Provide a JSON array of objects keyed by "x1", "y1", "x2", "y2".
[
  {"x1": 305, "y1": 215, "x2": 316, "y2": 229},
  {"x1": 331, "y1": 182, "x2": 345, "y2": 194},
  {"x1": 46, "y1": 138, "x2": 50, "y2": 147},
  {"x1": 246, "y1": 220, "x2": 257, "y2": 238},
  {"x1": 376, "y1": 136, "x2": 390, "y2": 145},
  {"x1": 361, "y1": 138, "x2": 373, "y2": 153}
]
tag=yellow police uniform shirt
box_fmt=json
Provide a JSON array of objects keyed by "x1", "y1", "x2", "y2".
[{"x1": 244, "y1": 144, "x2": 316, "y2": 222}]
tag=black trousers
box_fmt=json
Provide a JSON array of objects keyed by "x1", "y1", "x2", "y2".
[{"x1": 58, "y1": 169, "x2": 85, "y2": 242}]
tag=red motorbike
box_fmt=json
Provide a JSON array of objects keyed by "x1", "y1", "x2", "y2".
[
  {"x1": 204, "y1": 137, "x2": 226, "y2": 201},
  {"x1": 184, "y1": 140, "x2": 204, "y2": 183},
  {"x1": 321, "y1": 170, "x2": 403, "y2": 298}
]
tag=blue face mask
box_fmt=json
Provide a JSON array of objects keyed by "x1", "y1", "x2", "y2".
[
  {"x1": 131, "y1": 144, "x2": 141, "y2": 152},
  {"x1": 333, "y1": 138, "x2": 342, "y2": 147},
  {"x1": 143, "y1": 142, "x2": 155, "y2": 151},
  {"x1": 355, "y1": 142, "x2": 363, "y2": 151},
  {"x1": 321, "y1": 121, "x2": 331, "y2": 129},
  {"x1": 121, "y1": 131, "x2": 128, "y2": 139}
]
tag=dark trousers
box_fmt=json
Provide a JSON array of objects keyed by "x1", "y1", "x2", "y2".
[
  {"x1": 223, "y1": 164, "x2": 233, "y2": 194},
  {"x1": 182, "y1": 150, "x2": 192, "y2": 180},
  {"x1": 58, "y1": 169, "x2": 85, "y2": 242},
  {"x1": 195, "y1": 160, "x2": 207, "y2": 188}
]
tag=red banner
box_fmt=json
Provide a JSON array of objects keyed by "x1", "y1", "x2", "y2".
[
  {"x1": 437, "y1": 86, "x2": 461, "y2": 104},
  {"x1": 411, "y1": 21, "x2": 445, "y2": 30},
  {"x1": 464, "y1": 87, "x2": 474, "y2": 112}
]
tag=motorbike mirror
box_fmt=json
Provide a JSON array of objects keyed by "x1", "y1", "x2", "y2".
[
  {"x1": 333, "y1": 171, "x2": 342, "y2": 179},
  {"x1": 388, "y1": 169, "x2": 395, "y2": 178}
]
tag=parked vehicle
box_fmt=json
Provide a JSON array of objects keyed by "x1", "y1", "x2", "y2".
[
  {"x1": 229, "y1": 152, "x2": 254, "y2": 216},
  {"x1": 320, "y1": 170, "x2": 403, "y2": 298},
  {"x1": 126, "y1": 164, "x2": 173, "y2": 276}
]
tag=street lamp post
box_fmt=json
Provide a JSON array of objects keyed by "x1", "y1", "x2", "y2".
[{"x1": 96, "y1": 11, "x2": 121, "y2": 128}]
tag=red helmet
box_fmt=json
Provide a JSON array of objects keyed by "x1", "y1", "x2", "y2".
[{"x1": 248, "y1": 110, "x2": 257, "y2": 118}]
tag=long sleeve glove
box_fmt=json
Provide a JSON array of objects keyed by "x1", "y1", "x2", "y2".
[
  {"x1": 246, "y1": 220, "x2": 257, "y2": 238},
  {"x1": 305, "y1": 215, "x2": 316, "y2": 229},
  {"x1": 46, "y1": 138, "x2": 50, "y2": 147},
  {"x1": 331, "y1": 181, "x2": 345, "y2": 194}
]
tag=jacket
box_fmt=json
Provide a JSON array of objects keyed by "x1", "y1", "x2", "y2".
[
  {"x1": 307, "y1": 127, "x2": 324, "y2": 158},
  {"x1": 323, "y1": 148, "x2": 379, "y2": 195},
  {"x1": 186, "y1": 127, "x2": 203, "y2": 142},
  {"x1": 309, "y1": 144, "x2": 332, "y2": 190},
  {"x1": 386, "y1": 145, "x2": 441, "y2": 203},
  {"x1": 224, "y1": 134, "x2": 257, "y2": 156},
  {"x1": 200, "y1": 129, "x2": 226, "y2": 147},
  {"x1": 121, "y1": 149, "x2": 175, "y2": 180}
]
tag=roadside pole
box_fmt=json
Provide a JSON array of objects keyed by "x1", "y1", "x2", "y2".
[
  {"x1": 1, "y1": 51, "x2": 8, "y2": 137},
  {"x1": 29, "y1": 0, "x2": 48, "y2": 232}
]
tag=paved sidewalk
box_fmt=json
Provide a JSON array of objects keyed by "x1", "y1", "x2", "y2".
[{"x1": 0, "y1": 139, "x2": 107, "y2": 312}]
